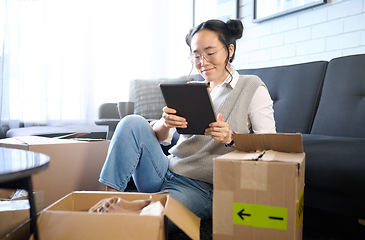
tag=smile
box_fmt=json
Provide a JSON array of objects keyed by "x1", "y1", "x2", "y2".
[{"x1": 201, "y1": 68, "x2": 213, "y2": 73}]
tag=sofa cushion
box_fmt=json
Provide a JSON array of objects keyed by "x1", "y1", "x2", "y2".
[
  {"x1": 311, "y1": 54, "x2": 365, "y2": 138},
  {"x1": 0, "y1": 126, "x2": 5, "y2": 139},
  {"x1": 238, "y1": 61, "x2": 327, "y2": 134},
  {"x1": 302, "y1": 133, "x2": 365, "y2": 218},
  {"x1": 129, "y1": 77, "x2": 188, "y2": 119}
]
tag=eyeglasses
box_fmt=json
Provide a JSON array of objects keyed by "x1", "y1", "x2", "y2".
[{"x1": 190, "y1": 46, "x2": 225, "y2": 63}]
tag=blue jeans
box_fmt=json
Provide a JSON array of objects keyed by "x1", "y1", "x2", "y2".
[{"x1": 99, "y1": 115, "x2": 213, "y2": 231}]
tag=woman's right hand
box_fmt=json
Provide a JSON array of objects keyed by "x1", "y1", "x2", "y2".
[{"x1": 161, "y1": 106, "x2": 188, "y2": 129}]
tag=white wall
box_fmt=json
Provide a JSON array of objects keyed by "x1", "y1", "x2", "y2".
[{"x1": 234, "y1": 0, "x2": 365, "y2": 69}]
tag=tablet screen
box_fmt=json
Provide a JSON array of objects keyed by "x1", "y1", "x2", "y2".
[{"x1": 159, "y1": 83, "x2": 216, "y2": 135}]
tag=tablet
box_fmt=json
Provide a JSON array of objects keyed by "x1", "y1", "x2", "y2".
[{"x1": 159, "y1": 83, "x2": 216, "y2": 135}]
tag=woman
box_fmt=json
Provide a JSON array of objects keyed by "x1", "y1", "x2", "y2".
[{"x1": 99, "y1": 19, "x2": 276, "y2": 231}]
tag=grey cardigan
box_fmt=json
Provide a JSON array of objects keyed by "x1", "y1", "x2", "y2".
[{"x1": 168, "y1": 75, "x2": 265, "y2": 183}]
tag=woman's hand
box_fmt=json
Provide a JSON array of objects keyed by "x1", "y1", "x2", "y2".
[
  {"x1": 152, "y1": 106, "x2": 187, "y2": 142},
  {"x1": 205, "y1": 113, "x2": 233, "y2": 144},
  {"x1": 161, "y1": 106, "x2": 188, "y2": 129}
]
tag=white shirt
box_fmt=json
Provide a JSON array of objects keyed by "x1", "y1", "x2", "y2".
[{"x1": 159, "y1": 69, "x2": 276, "y2": 145}]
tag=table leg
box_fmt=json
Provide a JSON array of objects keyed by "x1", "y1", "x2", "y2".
[
  {"x1": 26, "y1": 177, "x2": 39, "y2": 240},
  {"x1": 0, "y1": 177, "x2": 40, "y2": 240}
]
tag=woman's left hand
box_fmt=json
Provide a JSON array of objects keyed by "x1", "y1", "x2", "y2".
[{"x1": 205, "y1": 113, "x2": 232, "y2": 144}]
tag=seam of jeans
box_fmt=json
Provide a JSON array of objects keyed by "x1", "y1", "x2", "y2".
[
  {"x1": 141, "y1": 143, "x2": 167, "y2": 181},
  {"x1": 113, "y1": 144, "x2": 140, "y2": 190}
]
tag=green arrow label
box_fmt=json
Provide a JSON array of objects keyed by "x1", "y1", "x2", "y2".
[{"x1": 233, "y1": 203, "x2": 288, "y2": 230}]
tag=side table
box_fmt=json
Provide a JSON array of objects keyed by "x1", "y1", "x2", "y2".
[{"x1": 0, "y1": 147, "x2": 50, "y2": 240}]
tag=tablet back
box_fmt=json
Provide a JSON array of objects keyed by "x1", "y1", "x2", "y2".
[{"x1": 159, "y1": 83, "x2": 216, "y2": 135}]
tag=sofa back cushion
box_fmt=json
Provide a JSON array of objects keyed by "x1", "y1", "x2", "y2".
[
  {"x1": 238, "y1": 61, "x2": 327, "y2": 133},
  {"x1": 129, "y1": 77, "x2": 188, "y2": 120},
  {"x1": 311, "y1": 54, "x2": 365, "y2": 137}
]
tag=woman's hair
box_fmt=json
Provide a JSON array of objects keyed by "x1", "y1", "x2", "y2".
[{"x1": 186, "y1": 19, "x2": 244, "y2": 64}]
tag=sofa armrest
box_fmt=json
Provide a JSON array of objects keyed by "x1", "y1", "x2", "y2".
[
  {"x1": 97, "y1": 103, "x2": 120, "y2": 119},
  {"x1": 117, "y1": 102, "x2": 134, "y2": 118},
  {"x1": 95, "y1": 102, "x2": 133, "y2": 139},
  {"x1": 95, "y1": 102, "x2": 135, "y2": 139},
  {"x1": 94, "y1": 119, "x2": 120, "y2": 125},
  {"x1": 94, "y1": 119, "x2": 120, "y2": 140}
]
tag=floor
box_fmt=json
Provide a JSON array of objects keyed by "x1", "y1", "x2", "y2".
[
  {"x1": 302, "y1": 207, "x2": 365, "y2": 240},
  {"x1": 126, "y1": 182, "x2": 365, "y2": 239},
  {"x1": 169, "y1": 207, "x2": 365, "y2": 239}
]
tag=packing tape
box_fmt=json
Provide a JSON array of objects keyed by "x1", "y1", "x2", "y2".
[
  {"x1": 214, "y1": 190, "x2": 233, "y2": 235},
  {"x1": 233, "y1": 202, "x2": 288, "y2": 230},
  {"x1": 240, "y1": 162, "x2": 268, "y2": 191},
  {"x1": 296, "y1": 187, "x2": 305, "y2": 230}
]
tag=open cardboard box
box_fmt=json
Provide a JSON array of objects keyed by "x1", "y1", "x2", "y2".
[
  {"x1": 0, "y1": 190, "x2": 44, "y2": 240},
  {"x1": 0, "y1": 136, "x2": 110, "y2": 207},
  {"x1": 213, "y1": 133, "x2": 305, "y2": 240},
  {"x1": 31, "y1": 191, "x2": 200, "y2": 240}
]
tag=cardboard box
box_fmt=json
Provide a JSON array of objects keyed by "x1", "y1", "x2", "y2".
[
  {"x1": 0, "y1": 136, "x2": 110, "y2": 207},
  {"x1": 0, "y1": 190, "x2": 44, "y2": 239},
  {"x1": 213, "y1": 133, "x2": 305, "y2": 240},
  {"x1": 32, "y1": 191, "x2": 200, "y2": 240},
  {"x1": 0, "y1": 219, "x2": 31, "y2": 240}
]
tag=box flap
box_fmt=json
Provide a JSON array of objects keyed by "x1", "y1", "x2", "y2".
[
  {"x1": 261, "y1": 150, "x2": 305, "y2": 165},
  {"x1": 164, "y1": 196, "x2": 200, "y2": 240},
  {"x1": 0, "y1": 136, "x2": 79, "y2": 146},
  {"x1": 55, "y1": 132, "x2": 92, "y2": 139},
  {"x1": 214, "y1": 150, "x2": 304, "y2": 167},
  {"x1": 233, "y1": 133, "x2": 303, "y2": 153},
  {"x1": 0, "y1": 137, "x2": 30, "y2": 148},
  {"x1": 215, "y1": 151, "x2": 264, "y2": 161}
]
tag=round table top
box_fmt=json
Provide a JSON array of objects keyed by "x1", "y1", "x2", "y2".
[{"x1": 0, "y1": 147, "x2": 50, "y2": 184}]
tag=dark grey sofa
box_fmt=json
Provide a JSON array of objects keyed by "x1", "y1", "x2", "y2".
[
  {"x1": 237, "y1": 54, "x2": 365, "y2": 222},
  {"x1": 119, "y1": 54, "x2": 365, "y2": 224}
]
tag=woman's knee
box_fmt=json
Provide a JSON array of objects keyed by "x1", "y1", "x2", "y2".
[
  {"x1": 120, "y1": 114, "x2": 148, "y2": 127},
  {"x1": 114, "y1": 115, "x2": 149, "y2": 135}
]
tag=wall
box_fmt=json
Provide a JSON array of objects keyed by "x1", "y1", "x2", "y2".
[{"x1": 234, "y1": 0, "x2": 365, "y2": 69}]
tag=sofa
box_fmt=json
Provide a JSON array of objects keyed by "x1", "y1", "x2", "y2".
[
  {"x1": 97, "y1": 54, "x2": 365, "y2": 238},
  {"x1": 2, "y1": 53, "x2": 362, "y2": 238},
  {"x1": 236, "y1": 54, "x2": 365, "y2": 222}
]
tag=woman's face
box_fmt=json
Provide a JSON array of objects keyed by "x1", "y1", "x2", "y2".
[{"x1": 190, "y1": 29, "x2": 232, "y2": 85}]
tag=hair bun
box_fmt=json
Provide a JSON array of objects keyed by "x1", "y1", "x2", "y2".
[{"x1": 226, "y1": 19, "x2": 243, "y2": 40}]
